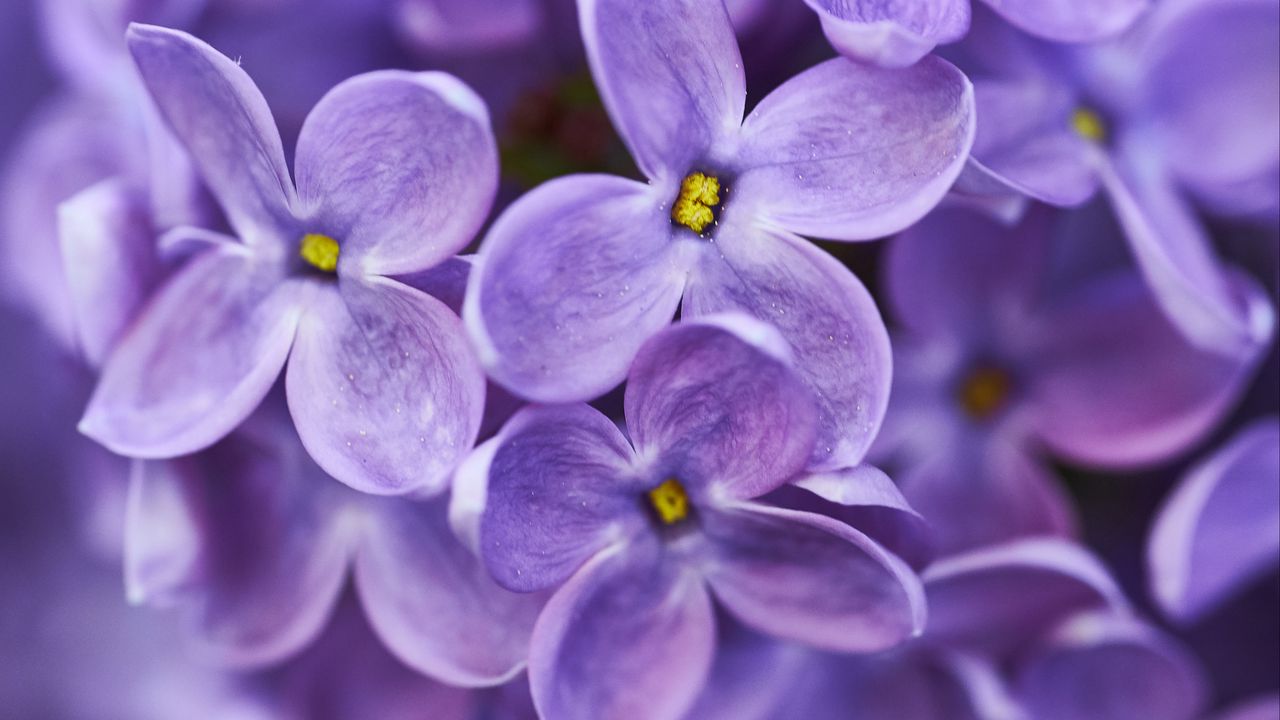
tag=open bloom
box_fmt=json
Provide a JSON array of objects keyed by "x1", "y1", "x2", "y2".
[
  {"x1": 467, "y1": 0, "x2": 974, "y2": 472},
  {"x1": 953, "y1": 0, "x2": 1278, "y2": 358},
  {"x1": 457, "y1": 316, "x2": 925, "y2": 720},
  {"x1": 79, "y1": 25, "x2": 495, "y2": 495},
  {"x1": 874, "y1": 207, "x2": 1263, "y2": 553}
]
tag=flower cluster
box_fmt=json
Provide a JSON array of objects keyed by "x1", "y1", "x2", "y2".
[{"x1": 0, "y1": 0, "x2": 1276, "y2": 718}]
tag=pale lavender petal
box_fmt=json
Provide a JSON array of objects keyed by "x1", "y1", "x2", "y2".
[
  {"x1": 286, "y1": 277, "x2": 484, "y2": 495},
  {"x1": 580, "y1": 0, "x2": 744, "y2": 181},
  {"x1": 685, "y1": 223, "x2": 891, "y2": 470},
  {"x1": 1213, "y1": 696, "x2": 1280, "y2": 720},
  {"x1": 982, "y1": 0, "x2": 1150, "y2": 41},
  {"x1": 1028, "y1": 270, "x2": 1263, "y2": 467},
  {"x1": 702, "y1": 501, "x2": 925, "y2": 652},
  {"x1": 1017, "y1": 612, "x2": 1206, "y2": 720},
  {"x1": 395, "y1": 0, "x2": 542, "y2": 52},
  {"x1": 733, "y1": 56, "x2": 974, "y2": 241},
  {"x1": 802, "y1": 0, "x2": 969, "y2": 68},
  {"x1": 354, "y1": 494, "x2": 545, "y2": 687},
  {"x1": 465, "y1": 174, "x2": 692, "y2": 402},
  {"x1": 80, "y1": 247, "x2": 304, "y2": 457},
  {"x1": 1148, "y1": 418, "x2": 1280, "y2": 622},
  {"x1": 57, "y1": 178, "x2": 162, "y2": 367},
  {"x1": 626, "y1": 317, "x2": 818, "y2": 501},
  {"x1": 923, "y1": 539, "x2": 1128, "y2": 659},
  {"x1": 126, "y1": 24, "x2": 296, "y2": 245},
  {"x1": 295, "y1": 71, "x2": 497, "y2": 277},
  {"x1": 477, "y1": 404, "x2": 643, "y2": 593},
  {"x1": 529, "y1": 543, "x2": 714, "y2": 720}
]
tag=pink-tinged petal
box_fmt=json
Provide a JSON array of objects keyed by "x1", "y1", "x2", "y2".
[
  {"x1": 80, "y1": 247, "x2": 304, "y2": 458},
  {"x1": 685, "y1": 224, "x2": 891, "y2": 471},
  {"x1": 734, "y1": 56, "x2": 974, "y2": 242},
  {"x1": 982, "y1": 0, "x2": 1150, "y2": 41},
  {"x1": 354, "y1": 494, "x2": 545, "y2": 687},
  {"x1": 702, "y1": 502, "x2": 925, "y2": 652},
  {"x1": 1027, "y1": 270, "x2": 1264, "y2": 467},
  {"x1": 57, "y1": 178, "x2": 162, "y2": 368},
  {"x1": 1097, "y1": 148, "x2": 1276, "y2": 358},
  {"x1": 124, "y1": 415, "x2": 354, "y2": 666},
  {"x1": 923, "y1": 539, "x2": 1128, "y2": 659},
  {"x1": 477, "y1": 404, "x2": 643, "y2": 593},
  {"x1": 286, "y1": 277, "x2": 484, "y2": 496},
  {"x1": 579, "y1": 0, "x2": 744, "y2": 181},
  {"x1": 529, "y1": 543, "x2": 715, "y2": 720},
  {"x1": 395, "y1": 0, "x2": 542, "y2": 53},
  {"x1": 295, "y1": 71, "x2": 497, "y2": 277},
  {"x1": 465, "y1": 174, "x2": 692, "y2": 402},
  {"x1": 626, "y1": 317, "x2": 818, "y2": 501},
  {"x1": 1213, "y1": 696, "x2": 1280, "y2": 720},
  {"x1": 1148, "y1": 418, "x2": 1280, "y2": 622},
  {"x1": 1017, "y1": 612, "x2": 1207, "y2": 720},
  {"x1": 126, "y1": 24, "x2": 296, "y2": 245},
  {"x1": 803, "y1": 0, "x2": 969, "y2": 68}
]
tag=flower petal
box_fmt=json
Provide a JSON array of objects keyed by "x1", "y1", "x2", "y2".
[
  {"x1": 465, "y1": 174, "x2": 692, "y2": 402},
  {"x1": 626, "y1": 317, "x2": 818, "y2": 500},
  {"x1": 702, "y1": 501, "x2": 925, "y2": 652},
  {"x1": 528, "y1": 543, "x2": 715, "y2": 720},
  {"x1": 286, "y1": 277, "x2": 484, "y2": 495},
  {"x1": 354, "y1": 494, "x2": 545, "y2": 687},
  {"x1": 1212, "y1": 696, "x2": 1280, "y2": 720},
  {"x1": 983, "y1": 0, "x2": 1150, "y2": 42},
  {"x1": 685, "y1": 224, "x2": 891, "y2": 470},
  {"x1": 1148, "y1": 418, "x2": 1280, "y2": 622},
  {"x1": 802, "y1": 0, "x2": 969, "y2": 68},
  {"x1": 579, "y1": 0, "x2": 745, "y2": 181},
  {"x1": 733, "y1": 56, "x2": 974, "y2": 241},
  {"x1": 80, "y1": 247, "x2": 304, "y2": 458},
  {"x1": 126, "y1": 24, "x2": 295, "y2": 245},
  {"x1": 1028, "y1": 270, "x2": 1264, "y2": 467},
  {"x1": 295, "y1": 71, "x2": 497, "y2": 277},
  {"x1": 395, "y1": 0, "x2": 542, "y2": 52},
  {"x1": 1017, "y1": 612, "x2": 1207, "y2": 720},
  {"x1": 477, "y1": 404, "x2": 643, "y2": 593}
]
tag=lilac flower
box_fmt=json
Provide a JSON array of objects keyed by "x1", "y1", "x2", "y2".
[
  {"x1": 394, "y1": 0, "x2": 545, "y2": 54},
  {"x1": 953, "y1": 0, "x2": 1278, "y2": 358},
  {"x1": 78, "y1": 25, "x2": 495, "y2": 494},
  {"x1": 803, "y1": 0, "x2": 1150, "y2": 69},
  {"x1": 457, "y1": 316, "x2": 925, "y2": 720},
  {"x1": 874, "y1": 207, "x2": 1262, "y2": 553},
  {"x1": 1148, "y1": 417, "x2": 1280, "y2": 622},
  {"x1": 466, "y1": 0, "x2": 975, "y2": 472}
]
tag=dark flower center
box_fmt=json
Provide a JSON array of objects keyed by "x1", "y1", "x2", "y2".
[
  {"x1": 1070, "y1": 107, "x2": 1107, "y2": 143},
  {"x1": 956, "y1": 364, "x2": 1013, "y2": 421},
  {"x1": 671, "y1": 171, "x2": 725, "y2": 235},
  {"x1": 647, "y1": 477, "x2": 690, "y2": 525},
  {"x1": 299, "y1": 233, "x2": 340, "y2": 273}
]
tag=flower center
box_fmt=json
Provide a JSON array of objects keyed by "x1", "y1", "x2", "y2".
[
  {"x1": 957, "y1": 365, "x2": 1012, "y2": 421},
  {"x1": 299, "y1": 233, "x2": 340, "y2": 273},
  {"x1": 1070, "y1": 107, "x2": 1106, "y2": 143},
  {"x1": 647, "y1": 478, "x2": 690, "y2": 525},
  {"x1": 671, "y1": 172, "x2": 722, "y2": 234}
]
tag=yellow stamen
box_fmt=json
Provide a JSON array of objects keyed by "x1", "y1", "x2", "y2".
[
  {"x1": 647, "y1": 478, "x2": 690, "y2": 525},
  {"x1": 299, "y1": 233, "x2": 340, "y2": 272},
  {"x1": 1070, "y1": 108, "x2": 1106, "y2": 143},
  {"x1": 671, "y1": 172, "x2": 721, "y2": 234},
  {"x1": 958, "y1": 366, "x2": 1012, "y2": 421}
]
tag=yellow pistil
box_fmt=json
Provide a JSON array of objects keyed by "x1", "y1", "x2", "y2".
[
  {"x1": 671, "y1": 172, "x2": 721, "y2": 234},
  {"x1": 647, "y1": 478, "x2": 690, "y2": 525},
  {"x1": 1070, "y1": 108, "x2": 1106, "y2": 143},
  {"x1": 958, "y1": 366, "x2": 1012, "y2": 421},
  {"x1": 299, "y1": 233, "x2": 340, "y2": 272}
]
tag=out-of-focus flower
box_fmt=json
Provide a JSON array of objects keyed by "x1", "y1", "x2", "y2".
[
  {"x1": 953, "y1": 0, "x2": 1279, "y2": 358},
  {"x1": 874, "y1": 207, "x2": 1263, "y2": 553},
  {"x1": 802, "y1": 0, "x2": 1150, "y2": 68},
  {"x1": 79, "y1": 25, "x2": 494, "y2": 495},
  {"x1": 1148, "y1": 417, "x2": 1280, "y2": 623},
  {"x1": 467, "y1": 0, "x2": 975, "y2": 473},
  {"x1": 456, "y1": 316, "x2": 925, "y2": 720}
]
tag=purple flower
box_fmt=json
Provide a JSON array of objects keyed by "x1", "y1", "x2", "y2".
[
  {"x1": 78, "y1": 25, "x2": 495, "y2": 494},
  {"x1": 458, "y1": 316, "x2": 925, "y2": 720},
  {"x1": 466, "y1": 0, "x2": 974, "y2": 472},
  {"x1": 1148, "y1": 416, "x2": 1280, "y2": 622},
  {"x1": 802, "y1": 0, "x2": 1150, "y2": 69},
  {"x1": 954, "y1": 0, "x2": 1278, "y2": 357},
  {"x1": 394, "y1": 0, "x2": 545, "y2": 54},
  {"x1": 875, "y1": 207, "x2": 1262, "y2": 553}
]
